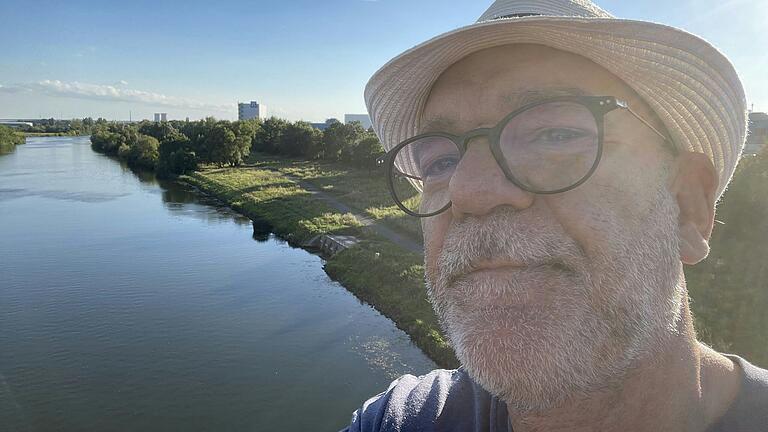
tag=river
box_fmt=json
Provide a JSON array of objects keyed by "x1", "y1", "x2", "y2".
[{"x1": 0, "y1": 136, "x2": 436, "y2": 431}]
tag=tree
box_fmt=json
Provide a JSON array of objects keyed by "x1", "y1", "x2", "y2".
[
  {"x1": 339, "y1": 122, "x2": 369, "y2": 162},
  {"x1": 206, "y1": 123, "x2": 238, "y2": 167},
  {"x1": 139, "y1": 121, "x2": 177, "y2": 142},
  {"x1": 157, "y1": 131, "x2": 197, "y2": 176},
  {"x1": 281, "y1": 121, "x2": 322, "y2": 158},
  {"x1": 90, "y1": 127, "x2": 126, "y2": 155},
  {"x1": 253, "y1": 117, "x2": 289, "y2": 154},
  {"x1": 159, "y1": 131, "x2": 192, "y2": 160},
  {"x1": 125, "y1": 135, "x2": 160, "y2": 169},
  {"x1": 168, "y1": 149, "x2": 198, "y2": 174},
  {"x1": 230, "y1": 120, "x2": 258, "y2": 165},
  {"x1": 349, "y1": 135, "x2": 385, "y2": 169},
  {"x1": 186, "y1": 117, "x2": 219, "y2": 162},
  {"x1": 321, "y1": 120, "x2": 348, "y2": 160}
]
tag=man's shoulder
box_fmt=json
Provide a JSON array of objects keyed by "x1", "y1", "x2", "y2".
[
  {"x1": 707, "y1": 355, "x2": 768, "y2": 432},
  {"x1": 342, "y1": 368, "x2": 508, "y2": 432}
]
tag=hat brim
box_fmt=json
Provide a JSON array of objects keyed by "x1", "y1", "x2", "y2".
[{"x1": 365, "y1": 16, "x2": 747, "y2": 199}]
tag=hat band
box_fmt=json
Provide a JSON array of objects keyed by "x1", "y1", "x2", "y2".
[{"x1": 493, "y1": 13, "x2": 543, "y2": 19}]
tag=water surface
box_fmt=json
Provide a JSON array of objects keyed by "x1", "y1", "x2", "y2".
[{"x1": 0, "y1": 136, "x2": 436, "y2": 431}]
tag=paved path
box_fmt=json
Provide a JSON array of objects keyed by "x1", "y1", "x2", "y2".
[{"x1": 279, "y1": 171, "x2": 424, "y2": 254}]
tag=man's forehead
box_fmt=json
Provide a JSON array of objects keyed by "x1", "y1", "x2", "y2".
[{"x1": 420, "y1": 86, "x2": 587, "y2": 133}]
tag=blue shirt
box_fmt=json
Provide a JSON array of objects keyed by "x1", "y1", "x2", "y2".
[{"x1": 342, "y1": 355, "x2": 768, "y2": 431}]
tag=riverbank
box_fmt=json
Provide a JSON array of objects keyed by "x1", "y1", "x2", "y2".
[
  {"x1": 0, "y1": 125, "x2": 26, "y2": 152},
  {"x1": 181, "y1": 157, "x2": 459, "y2": 369},
  {"x1": 22, "y1": 132, "x2": 86, "y2": 137}
]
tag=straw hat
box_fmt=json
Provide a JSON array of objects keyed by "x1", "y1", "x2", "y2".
[{"x1": 364, "y1": 0, "x2": 748, "y2": 199}]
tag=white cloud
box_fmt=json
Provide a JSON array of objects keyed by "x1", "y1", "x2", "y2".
[{"x1": 0, "y1": 80, "x2": 232, "y2": 113}]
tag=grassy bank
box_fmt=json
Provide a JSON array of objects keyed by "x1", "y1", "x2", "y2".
[
  {"x1": 246, "y1": 152, "x2": 422, "y2": 239},
  {"x1": 0, "y1": 125, "x2": 26, "y2": 153},
  {"x1": 182, "y1": 163, "x2": 459, "y2": 368}
]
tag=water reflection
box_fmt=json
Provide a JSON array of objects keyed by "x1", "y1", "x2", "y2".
[
  {"x1": 251, "y1": 218, "x2": 273, "y2": 242},
  {"x1": 0, "y1": 187, "x2": 130, "y2": 203},
  {"x1": 159, "y1": 180, "x2": 252, "y2": 226}
]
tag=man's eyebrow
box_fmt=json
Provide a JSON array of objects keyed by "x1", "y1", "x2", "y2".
[
  {"x1": 419, "y1": 87, "x2": 587, "y2": 133},
  {"x1": 420, "y1": 116, "x2": 457, "y2": 133},
  {"x1": 502, "y1": 87, "x2": 587, "y2": 108}
]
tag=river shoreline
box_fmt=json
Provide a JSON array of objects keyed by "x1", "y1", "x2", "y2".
[{"x1": 181, "y1": 167, "x2": 459, "y2": 369}]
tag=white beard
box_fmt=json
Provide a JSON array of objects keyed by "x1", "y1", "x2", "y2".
[{"x1": 426, "y1": 185, "x2": 684, "y2": 413}]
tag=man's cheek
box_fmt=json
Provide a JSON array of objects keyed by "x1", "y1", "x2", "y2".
[
  {"x1": 543, "y1": 190, "x2": 621, "y2": 258},
  {"x1": 423, "y1": 212, "x2": 452, "y2": 280}
]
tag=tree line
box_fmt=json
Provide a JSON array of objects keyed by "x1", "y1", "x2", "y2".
[
  {"x1": 251, "y1": 118, "x2": 383, "y2": 167},
  {"x1": 17, "y1": 117, "x2": 106, "y2": 135},
  {"x1": 89, "y1": 117, "x2": 384, "y2": 176}
]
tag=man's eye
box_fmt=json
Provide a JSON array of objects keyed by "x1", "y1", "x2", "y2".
[
  {"x1": 534, "y1": 128, "x2": 587, "y2": 144},
  {"x1": 421, "y1": 156, "x2": 459, "y2": 179}
]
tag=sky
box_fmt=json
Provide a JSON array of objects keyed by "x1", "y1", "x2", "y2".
[{"x1": 0, "y1": 0, "x2": 766, "y2": 122}]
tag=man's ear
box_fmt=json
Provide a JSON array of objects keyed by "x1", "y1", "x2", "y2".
[{"x1": 669, "y1": 152, "x2": 718, "y2": 265}]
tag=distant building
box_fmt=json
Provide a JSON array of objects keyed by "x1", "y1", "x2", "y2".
[
  {"x1": 238, "y1": 101, "x2": 267, "y2": 121},
  {"x1": 153, "y1": 113, "x2": 167, "y2": 122},
  {"x1": 310, "y1": 118, "x2": 339, "y2": 131},
  {"x1": 344, "y1": 114, "x2": 372, "y2": 130},
  {"x1": 745, "y1": 112, "x2": 768, "y2": 155},
  {"x1": 0, "y1": 121, "x2": 33, "y2": 128}
]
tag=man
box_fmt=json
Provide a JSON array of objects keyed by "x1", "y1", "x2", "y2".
[{"x1": 343, "y1": 1, "x2": 768, "y2": 431}]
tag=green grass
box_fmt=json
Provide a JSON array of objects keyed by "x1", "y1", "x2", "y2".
[
  {"x1": 247, "y1": 153, "x2": 423, "y2": 240},
  {"x1": 182, "y1": 163, "x2": 459, "y2": 368},
  {"x1": 183, "y1": 166, "x2": 362, "y2": 244}
]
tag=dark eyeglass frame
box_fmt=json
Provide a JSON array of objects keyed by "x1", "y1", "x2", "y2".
[{"x1": 379, "y1": 95, "x2": 676, "y2": 218}]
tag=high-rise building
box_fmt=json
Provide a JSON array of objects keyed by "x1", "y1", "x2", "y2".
[
  {"x1": 344, "y1": 114, "x2": 372, "y2": 130},
  {"x1": 154, "y1": 113, "x2": 167, "y2": 122},
  {"x1": 238, "y1": 101, "x2": 267, "y2": 121}
]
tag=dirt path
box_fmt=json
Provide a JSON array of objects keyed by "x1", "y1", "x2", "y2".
[{"x1": 283, "y1": 173, "x2": 424, "y2": 254}]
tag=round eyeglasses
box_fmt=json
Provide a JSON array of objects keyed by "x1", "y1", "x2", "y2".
[{"x1": 379, "y1": 96, "x2": 674, "y2": 217}]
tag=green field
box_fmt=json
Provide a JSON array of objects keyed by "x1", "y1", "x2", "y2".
[{"x1": 246, "y1": 152, "x2": 423, "y2": 238}]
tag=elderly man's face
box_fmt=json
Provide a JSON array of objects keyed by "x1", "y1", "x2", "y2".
[{"x1": 421, "y1": 44, "x2": 685, "y2": 411}]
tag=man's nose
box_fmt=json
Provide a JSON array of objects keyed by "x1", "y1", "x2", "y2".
[{"x1": 449, "y1": 137, "x2": 534, "y2": 219}]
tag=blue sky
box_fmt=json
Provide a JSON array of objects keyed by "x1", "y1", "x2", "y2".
[{"x1": 0, "y1": 0, "x2": 765, "y2": 122}]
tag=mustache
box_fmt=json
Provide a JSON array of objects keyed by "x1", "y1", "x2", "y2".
[{"x1": 435, "y1": 207, "x2": 584, "y2": 284}]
